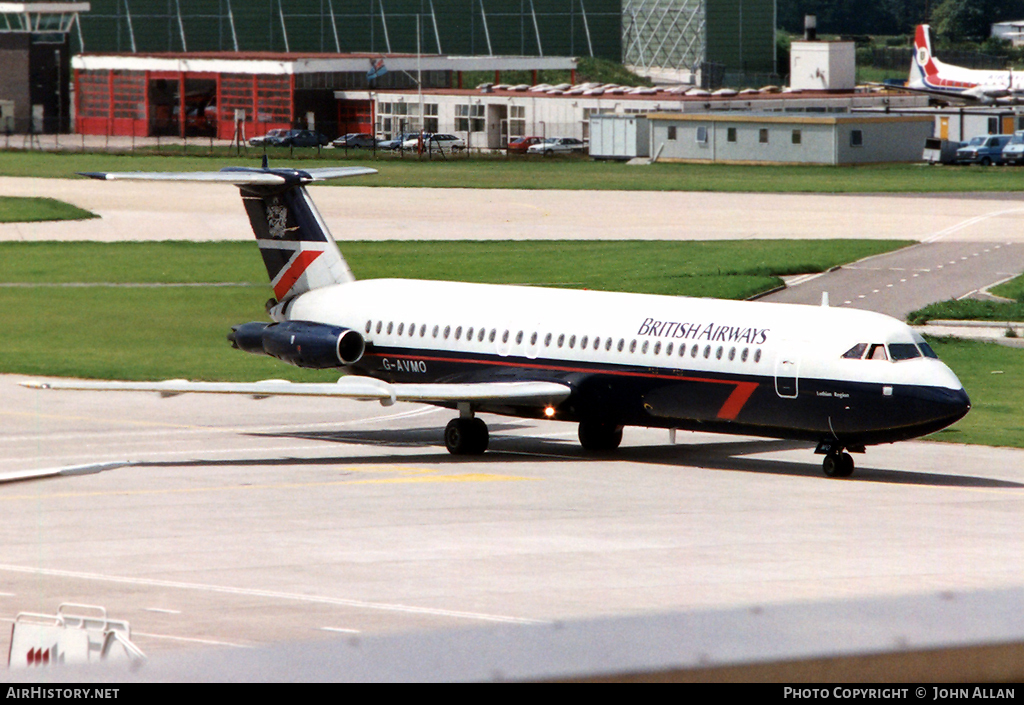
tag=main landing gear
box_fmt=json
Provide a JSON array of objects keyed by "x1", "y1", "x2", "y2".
[
  {"x1": 444, "y1": 406, "x2": 489, "y2": 455},
  {"x1": 578, "y1": 420, "x2": 623, "y2": 452}
]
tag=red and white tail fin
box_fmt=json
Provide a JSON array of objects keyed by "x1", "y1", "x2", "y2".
[{"x1": 911, "y1": 24, "x2": 939, "y2": 84}]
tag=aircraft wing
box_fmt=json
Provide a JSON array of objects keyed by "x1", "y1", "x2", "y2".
[
  {"x1": 77, "y1": 166, "x2": 377, "y2": 185},
  {"x1": 21, "y1": 377, "x2": 572, "y2": 407}
]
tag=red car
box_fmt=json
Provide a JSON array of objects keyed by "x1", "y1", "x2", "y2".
[{"x1": 507, "y1": 136, "x2": 544, "y2": 154}]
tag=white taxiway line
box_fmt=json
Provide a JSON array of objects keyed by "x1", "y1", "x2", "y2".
[{"x1": 0, "y1": 563, "x2": 549, "y2": 626}]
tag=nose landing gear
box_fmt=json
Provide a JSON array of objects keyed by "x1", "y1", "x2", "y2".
[
  {"x1": 822, "y1": 450, "x2": 855, "y2": 478},
  {"x1": 817, "y1": 440, "x2": 857, "y2": 477}
]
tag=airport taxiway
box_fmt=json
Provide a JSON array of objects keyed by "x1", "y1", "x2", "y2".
[
  {"x1": 2, "y1": 375, "x2": 1024, "y2": 657},
  {"x1": 3, "y1": 177, "x2": 1024, "y2": 243}
]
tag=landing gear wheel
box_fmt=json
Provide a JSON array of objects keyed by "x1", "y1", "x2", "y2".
[
  {"x1": 823, "y1": 451, "x2": 855, "y2": 478},
  {"x1": 578, "y1": 421, "x2": 623, "y2": 452},
  {"x1": 444, "y1": 418, "x2": 489, "y2": 455}
]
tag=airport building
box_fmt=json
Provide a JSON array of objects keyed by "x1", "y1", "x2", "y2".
[
  {"x1": 333, "y1": 85, "x2": 928, "y2": 150},
  {"x1": 639, "y1": 112, "x2": 933, "y2": 165}
]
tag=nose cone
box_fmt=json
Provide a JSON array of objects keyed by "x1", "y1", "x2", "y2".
[{"x1": 917, "y1": 384, "x2": 971, "y2": 434}]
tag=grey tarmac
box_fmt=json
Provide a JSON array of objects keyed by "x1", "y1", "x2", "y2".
[
  {"x1": 2, "y1": 376, "x2": 1023, "y2": 658},
  {"x1": 3, "y1": 177, "x2": 1024, "y2": 243}
]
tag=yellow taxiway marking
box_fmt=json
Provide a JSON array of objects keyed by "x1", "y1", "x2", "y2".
[{"x1": 0, "y1": 471, "x2": 537, "y2": 501}]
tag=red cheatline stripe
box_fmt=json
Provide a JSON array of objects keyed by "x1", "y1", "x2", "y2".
[
  {"x1": 364, "y1": 351, "x2": 761, "y2": 420},
  {"x1": 273, "y1": 250, "x2": 323, "y2": 300}
]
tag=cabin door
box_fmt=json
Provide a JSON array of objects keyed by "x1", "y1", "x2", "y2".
[{"x1": 774, "y1": 348, "x2": 800, "y2": 399}]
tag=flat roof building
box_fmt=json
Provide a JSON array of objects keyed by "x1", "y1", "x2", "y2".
[{"x1": 644, "y1": 112, "x2": 933, "y2": 164}]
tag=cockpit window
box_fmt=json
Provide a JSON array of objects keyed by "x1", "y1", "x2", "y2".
[
  {"x1": 842, "y1": 343, "x2": 867, "y2": 359},
  {"x1": 889, "y1": 343, "x2": 922, "y2": 361},
  {"x1": 867, "y1": 344, "x2": 888, "y2": 361},
  {"x1": 918, "y1": 341, "x2": 939, "y2": 359}
]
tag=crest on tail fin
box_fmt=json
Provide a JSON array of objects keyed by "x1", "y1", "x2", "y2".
[
  {"x1": 911, "y1": 25, "x2": 938, "y2": 84},
  {"x1": 240, "y1": 177, "x2": 356, "y2": 302}
]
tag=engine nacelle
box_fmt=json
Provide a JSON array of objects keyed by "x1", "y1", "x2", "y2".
[{"x1": 228, "y1": 320, "x2": 365, "y2": 369}]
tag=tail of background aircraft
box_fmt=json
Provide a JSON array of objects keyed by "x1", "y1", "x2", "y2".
[
  {"x1": 81, "y1": 163, "x2": 375, "y2": 303},
  {"x1": 910, "y1": 24, "x2": 939, "y2": 85}
]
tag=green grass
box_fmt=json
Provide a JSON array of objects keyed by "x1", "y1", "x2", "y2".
[
  {"x1": 0, "y1": 196, "x2": 97, "y2": 223},
  {"x1": 9, "y1": 151, "x2": 1024, "y2": 193},
  {"x1": 925, "y1": 338, "x2": 1024, "y2": 448},
  {"x1": 991, "y1": 273, "x2": 1024, "y2": 302},
  {"x1": 908, "y1": 299, "x2": 1024, "y2": 325}
]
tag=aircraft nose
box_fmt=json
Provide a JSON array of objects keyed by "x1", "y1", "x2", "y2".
[{"x1": 932, "y1": 386, "x2": 971, "y2": 425}]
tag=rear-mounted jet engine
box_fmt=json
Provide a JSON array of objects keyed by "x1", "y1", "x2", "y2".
[{"x1": 228, "y1": 320, "x2": 365, "y2": 369}]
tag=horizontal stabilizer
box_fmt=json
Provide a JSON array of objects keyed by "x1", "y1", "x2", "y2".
[
  {"x1": 77, "y1": 166, "x2": 377, "y2": 185},
  {"x1": 22, "y1": 378, "x2": 572, "y2": 407}
]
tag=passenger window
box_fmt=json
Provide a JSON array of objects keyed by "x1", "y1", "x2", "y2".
[
  {"x1": 466, "y1": 327, "x2": 474, "y2": 340},
  {"x1": 581, "y1": 336, "x2": 589, "y2": 349},
  {"x1": 741, "y1": 348, "x2": 748, "y2": 362},
  {"x1": 454, "y1": 326, "x2": 462, "y2": 340},
  {"x1": 489, "y1": 329, "x2": 496, "y2": 342},
  {"x1": 754, "y1": 349, "x2": 762, "y2": 363},
  {"x1": 842, "y1": 343, "x2": 868, "y2": 360},
  {"x1": 867, "y1": 344, "x2": 887, "y2": 361},
  {"x1": 478, "y1": 328, "x2": 485, "y2": 342},
  {"x1": 629, "y1": 340, "x2": 637, "y2": 353},
  {"x1": 376, "y1": 321, "x2": 383, "y2": 334},
  {"x1": 728, "y1": 347, "x2": 735, "y2": 361},
  {"x1": 432, "y1": 325, "x2": 439, "y2": 338},
  {"x1": 703, "y1": 345, "x2": 711, "y2": 359},
  {"x1": 420, "y1": 324, "x2": 427, "y2": 337},
  {"x1": 691, "y1": 344, "x2": 698, "y2": 358},
  {"x1": 716, "y1": 346, "x2": 723, "y2": 360},
  {"x1": 605, "y1": 338, "x2": 612, "y2": 351},
  {"x1": 516, "y1": 331, "x2": 524, "y2": 344},
  {"x1": 365, "y1": 321, "x2": 372, "y2": 333},
  {"x1": 889, "y1": 343, "x2": 922, "y2": 361},
  {"x1": 569, "y1": 335, "x2": 576, "y2": 348},
  {"x1": 502, "y1": 330, "x2": 509, "y2": 343},
  {"x1": 617, "y1": 339, "x2": 624, "y2": 352},
  {"x1": 557, "y1": 334, "x2": 565, "y2": 348},
  {"x1": 545, "y1": 333, "x2": 552, "y2": 347},
  {"x1": 409, "y1": 322, "x2": 415, "y2": 335},
  {"x1": 397, "y1": 323, "x2": 405, "y2": 335},
  {"x1": 530, "y1": 332, "x2": 537, "y2": 345},
  {"x1": 641, "y1": 341, "x2": 649, "y2": 354},
  {"x1": 443, "y1": 325, "x2": 450, "y2": 339},
  {"x1": 387, "y1": 322, "x2": 393, "y2": 335}
]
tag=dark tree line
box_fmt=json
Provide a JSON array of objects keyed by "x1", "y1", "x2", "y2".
[{"x1": 778, "y1": 0, "x2": 1024, "y2": 41}]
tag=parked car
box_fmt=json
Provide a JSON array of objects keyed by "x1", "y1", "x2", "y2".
[
  {"x1": 526, "y1": 136, "x2": 586, "y2": 155},
  {"x1": 249, "y1": 129, "x2": 287, "y2": 147},
  {"x1": 268, "y1": 129, "x2": 331, "y2": 148},
  {"x1": 999, "y1": 130, "x2": 1024, "y2": 165},
  {"x1": 331, "y1": 132, "x2": 378, "y2": 149},
  {"x1": 400, "y1": 133, "x2": 466, "y2": 152},
  {"x1": 507, "y1": 136, "x2": 544, "y2": 154},
  {"x1": 955, "y1": 134, "x2": 1012, "y2": 165},
  {"x1": 378, "y1": 132, "x2": 420, "y2": 150}
]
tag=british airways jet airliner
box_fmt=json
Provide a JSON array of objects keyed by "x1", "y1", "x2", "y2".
[
  {"x1": 904, "y1": 24, "x2": 1024, "y2": 104},
  {"x1": 25, "y1": 165, "x2": 971, "y2": 478}
]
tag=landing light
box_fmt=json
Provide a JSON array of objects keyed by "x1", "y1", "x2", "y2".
[{"x1": 544, "y1": 406, "x2": 556, "y2": 417}]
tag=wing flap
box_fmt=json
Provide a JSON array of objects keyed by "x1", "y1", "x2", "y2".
[{"x1": 22, "y1": 377, "x2": 572, "y2": 407}]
